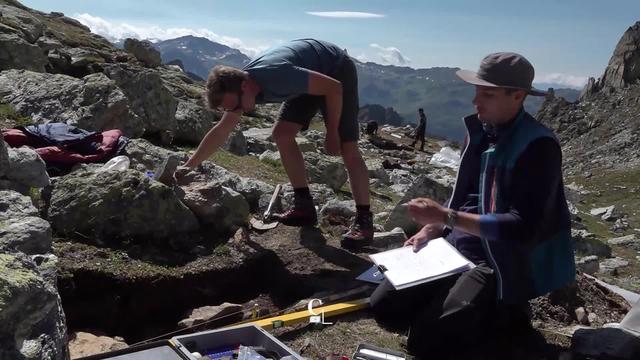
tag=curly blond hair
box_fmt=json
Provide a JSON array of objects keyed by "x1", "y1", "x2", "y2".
[{"x1": 204, "y1": 65, "x2": 248, "y2": 110}]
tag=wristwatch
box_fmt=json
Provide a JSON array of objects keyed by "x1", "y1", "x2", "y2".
[{"x1": 444, "y1": 209, "x2": 458, "y2": 230}]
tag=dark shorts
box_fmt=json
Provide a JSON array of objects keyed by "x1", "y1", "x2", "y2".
[{"x1": 277, "y1": 57, "x2": 359, "y2": 142}]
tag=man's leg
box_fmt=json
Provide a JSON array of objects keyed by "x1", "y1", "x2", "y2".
[
  {"x1": 370, "y1": 276, "x2": 457, "y2": 331},
  {"x1": 272, "y1": 120, "x2": 307, "y2": 188},
  {"x1": 406, "y1": 264, "x2": 496, "y2": 359},
  {"x1": 340, "y1": 140, "x2": 375, "y2": 246},
  {"x1": 271, "y1": 96, "x2": 320, "y2": 227}
]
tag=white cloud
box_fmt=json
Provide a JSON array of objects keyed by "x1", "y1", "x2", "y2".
[
  {"x1": 72, "y1": 13, "x2": 268, "y2": 58},
  {"x1": 534, "y1": 73, "x2": 589, "y2": 89},
  {"x1": 370, "y1": 43, "x2": 411, "y2": 66},
  {"x1": 306, "y1": 11, "x2": 384, "y2": 19}
]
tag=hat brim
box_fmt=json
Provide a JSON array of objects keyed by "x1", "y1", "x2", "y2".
[{"x1": 455, "y1": 69, "x2": 547, "y2": 97}]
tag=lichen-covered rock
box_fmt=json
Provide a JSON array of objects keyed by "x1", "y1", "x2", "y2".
[{"x1": 47, "y1": 168, "x2": 199, "y2": 242}]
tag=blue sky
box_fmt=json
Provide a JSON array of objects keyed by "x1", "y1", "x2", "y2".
[{"x1": 21, "y1": 0, "x2": 640, "y2": 88}]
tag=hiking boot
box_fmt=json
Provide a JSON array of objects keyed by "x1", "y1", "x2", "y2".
[
  {"x1": 341, "y1": 211, "x2": 374, "y2": 248},
  {"x1": 272, "y1": 197, "x2": 317, "y2": 227}
]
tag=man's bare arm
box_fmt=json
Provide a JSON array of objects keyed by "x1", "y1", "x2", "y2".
[{"x1": 184, "y1": 111, "x2": 241, "y2": 168}]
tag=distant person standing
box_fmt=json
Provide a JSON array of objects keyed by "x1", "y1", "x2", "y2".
[{"x1": 410, "y1": 108, "x2": 427, "y2": 151}]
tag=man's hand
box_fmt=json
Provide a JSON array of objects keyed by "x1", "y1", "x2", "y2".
[
  {"x1": 173, "y1": 166, "x2": 191, "y2": 184},
  {"x1": 407, "y1": 197, "x2": 448, "y2": 226},
  {"x1": 324, "y1": 130, "x2": 341, "y2": 156},
  {"x1": 404, "y1": 223, "x2": 444, "y2": 252}
]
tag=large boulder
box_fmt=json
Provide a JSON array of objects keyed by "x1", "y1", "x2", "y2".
[
  {"x1": 123, "y1": 38, "x2": 161, "y2": 68},
  {"x1": 223, "y1": 130, "x2": 248, "y2": 156},
  {"x1": 0, "y1": 253, "x2": 68, "y2": 360},
  {"x1": 0, "y1": 5, "x2": 45, "y2": 42},
  {"x1": 0, "y1": 70, "x2": 142, "y2": 137},
  {"x1": 174, "y1": 100, "x2": 219, "y2": 144},
  {"x1": 184, "y1": 162, "x2": 275, "y2": 213},
  {"x1": 384, "y1": 175, "x2": 452, "y2": 235},
  {"x1": 102, "y1": 63, "x2": 178, "y2": 142},
  {"x1": 598, "y1": 21, "x2": 640, "y2": 91},
  {"x1": 0, "y1": 5, "x2": 48, "y2": 72},
  {"x1": 124, "y1": 139, "x2": 274, "y2": 212},
  {"x1": 180, "y1": 181, "x2": 249, "y2": 233},
  {"x1": 0, "y1": 190, "x2": 52, "y2": 255},
  {"x1": 5, "y1": 147, "x2": 50, "y2": 188},
  {"x1": 47, "y1": 168, "x2": 199, "y2": 242},
  {"x1": 0, "y1": 33, "x2": 47, "y2": 72}
]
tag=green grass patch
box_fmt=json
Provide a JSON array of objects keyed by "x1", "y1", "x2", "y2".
[
  {"x1": 0, "y1": 102, "x2": 33, "y2": 128},
  {"x1": 208, "y1": 149, "x2": 289, "y2": 186}
]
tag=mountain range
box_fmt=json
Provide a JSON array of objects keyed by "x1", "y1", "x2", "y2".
[{"x1": 152, "y1": 36, "x2": 580, "y2": 142}]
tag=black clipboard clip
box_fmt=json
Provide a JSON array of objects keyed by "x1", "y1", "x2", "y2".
[{"x1": 377, "y1": 264, "x2": 388, "y2": 273}]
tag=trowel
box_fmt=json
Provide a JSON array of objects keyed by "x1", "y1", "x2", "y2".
[{"x1": 249, "y1": 184, "x2": 282, "y2": 231}]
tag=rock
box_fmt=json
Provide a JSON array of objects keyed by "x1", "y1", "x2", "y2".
[
  {"x1": 296, "y1": 136, "x2": 316, "y2": 153},
  {"x1": 365, "y1": 158, "x2": 390, "y2": 184},
  {"x1": 608, "y1": 234, "x2": 639, "y2": 250},
  {"x1": 123, "y1": 138, "x2": 187, "y2": 172},
  {"x1": 611, "y1": 218, "x2": 630, "y2": 233},
  {"x1": 0, "y1": 253, "x2": 68, "y2": 360},
  {"x1": 0, "y1": 216, "x2": 52, "y2": 255},
  {"x1": 5, "y1": 146, "x2": 50, "y2": 188},
  {"x1": 575, "y1": 307, "x2": 589, "y2": 325},
  {"x1": 223, "y1": 130, "x2": 248, "y2": 156},
  {"x1": 174, "y1": 100, "x2": 219, "y2": 144},
  {"x1": 374, "y1": 212, "x2": 389, "y2": 224},
  {"x1": 0, "y1": 190, "x2": 39, "y2": 220},
  {"x1": 68, "y1": 332, "x2": 128, "y2": 359},
  {"x1": 599, "y1": 257, "x2": 630, "y2": 275},
  {"x1": 0, "y1": 5, "x2": 45, "y2": 43},
  {"x1": 123, "y1": 38, "x2": 161, "y2": 67},
  {"x1": 177, "y1": 302, "x2": 243, "y2": 329},
  {"x1": 384, "y1": 175, "x2": 452, "y2": 234},
  {"x1": 0, "y1": 33, "x2": 47, "y2": 72},
  {"x1": 191, "y1": 162, "x2": 275, "y2": 212},
  {"x1": 588, "y1": 312, "x2": 599, "y2": 325},
  {"x1": 47, "y1": 168, "x2": 199, "y2": 243},
  {"x1": 571, "y1": 327, "x2": 640, "y2": 360},
  {"x1": 0, "y1": 70, "x2": 142, "y2": 137},
  {"x1": 242, "y1": 127, "x2": 276, "y2": 154},
  {"x1": 319, "y1": 200, "x2": 356, "y2": 225},
  {"x1": 304, "y1": 152, "x2": 348, "y2": 191},
  {"x1": 576, "y1": 256, "x2": 600, "y2": 275},
  {"x1": 372, "y1": 227, "x2": 407, "y2": 249},
  {"x1": 598, "y1": 21, "x2": 640, "y2": 91},
  {"x1": 180, "y1": 181, "x2": 249, "y2": 233},
  {"x1": 572, "y1": 229, "x2": 612, "y2": 257},
  {"x1": 590, "y1": 205, "x2": 617, "y2": 221},
  {"x1": 259, "y1": 150, "x2": 281, "y2": 165},
  {"x1": 102, "y1": 63, "x2": 178, "y2": 143}
]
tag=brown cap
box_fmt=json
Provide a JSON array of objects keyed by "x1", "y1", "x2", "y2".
[{"x1": 456, "y1": 52, "x2": 546, "y2": 96}]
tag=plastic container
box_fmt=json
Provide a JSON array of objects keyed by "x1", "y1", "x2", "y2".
[{"x1": 101, "y1": 155, "x2": 130, "y2": 171}]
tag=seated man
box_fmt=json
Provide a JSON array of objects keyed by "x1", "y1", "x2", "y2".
[
  {"x1": 370, "y1": 52, "x2": 576, "y2": 358},
  {"x1": 178, "y1": 39, "x2": 373, "y2": 247}
]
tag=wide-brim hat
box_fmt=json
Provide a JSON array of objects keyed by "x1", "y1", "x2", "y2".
[{"x1": 456, "y1": 52, "x2": 547, "y2": 96}]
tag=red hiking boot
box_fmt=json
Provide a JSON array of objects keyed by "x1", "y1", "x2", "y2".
[
  {"x1": 341, "y1": 212, "x2": 374, "y2": 249},
  {"x1": 272, "y1": 197, "x2": 317, "y2": 227}
]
